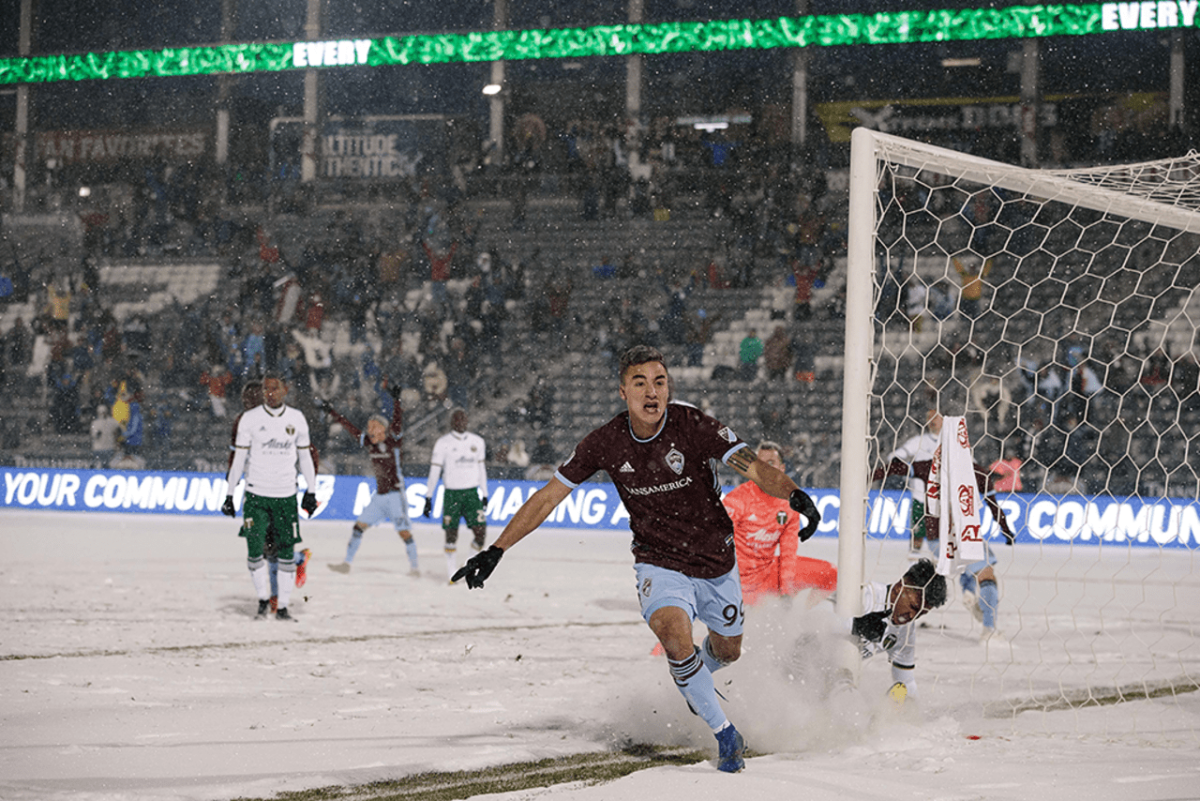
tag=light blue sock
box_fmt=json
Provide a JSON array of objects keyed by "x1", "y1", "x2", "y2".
[
  {"x1": 979, "y1": 579, "x2": 999, "y2": 629},
  {"x1": 404, "y1": 538, "x2": 419, "y2": 570},
  {"x1": 699, "y1": 636, "x2": 731, "y2": 674},
  {"x1": 668, "y1": 646, "x2": 729, "y2": 733},
  {"x1": 346, "y1": 530, "x2": 364, "y2": 563}
]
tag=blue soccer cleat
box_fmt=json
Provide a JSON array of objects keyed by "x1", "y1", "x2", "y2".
[{"x1": 715, "y1": 725, "x2": 746, "y2": 773}]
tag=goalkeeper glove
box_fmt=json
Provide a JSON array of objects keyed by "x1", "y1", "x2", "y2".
[
  {"x1": 452, "y1": 545, "x2": 504, "y2": 589},
  {"x1": 221, "y1": 496, "x2": 236, "y2": 517},
  {"x1": 423, "y1": 497, "x2": 433, "y2": 518},
  {"x1": 300, "y1": 492, "x2": 319, "y2": 515},
  {"x1": 388, "y1": 382, "x2": 402, "y2": 401},
  {"x1": 789, "y1": 488, "x2": 821, "y2": 541}
]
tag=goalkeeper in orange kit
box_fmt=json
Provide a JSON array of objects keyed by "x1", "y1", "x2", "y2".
[{"x1": 723, "y1": 441, "x2": 830, "y2": 605}]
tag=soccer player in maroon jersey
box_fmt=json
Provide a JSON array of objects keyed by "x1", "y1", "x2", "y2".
[
  {"x1": 321, "y1": 383, "x2": 419, "y2": 575},
  {"x1": 454, "y1": 345, "x2": 821, "y2": 773}
]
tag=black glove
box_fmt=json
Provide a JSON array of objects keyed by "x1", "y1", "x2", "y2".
[
  {"x1": 318, "y1": 398, "x2": 334, "y2": 415},
  {"x1": 301, "y1": 492, "x2": 318, "y2": 515},
  {"x1": 222, "y1": 496, "x2": 236, "y2": 517},
  {"x1": 452, "y1": 545, "x2": 504, "y2": 589},
  {"x1": 481, "y1": 495, "x2": 488, "y2": 507},
  {"x1": 423, "y1": 497, "x2": 433, "y2": 518},
  {"x1": 388, "y1": 382, "x2": 402, "y2": 400},
  {"x1": 789, "y1": 488, "x2": 821, "y2": 542}
]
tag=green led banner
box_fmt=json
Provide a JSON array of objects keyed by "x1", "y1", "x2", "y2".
[{"x1": 0, "y1": 3, "x2": 1191, "y2": 86}]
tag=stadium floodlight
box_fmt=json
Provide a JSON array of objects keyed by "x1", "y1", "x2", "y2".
[{"x1": 0, "y1": 3, "x2": 1192, "y2": 86}]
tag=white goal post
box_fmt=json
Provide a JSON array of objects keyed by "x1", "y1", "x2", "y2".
[{"x1": 839, "y1": 127, "x2": 1200, "y2": 734}]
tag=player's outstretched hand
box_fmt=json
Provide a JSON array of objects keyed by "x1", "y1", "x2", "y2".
[
  {"x1": 222, "y1": 496, "x2": 236, "y2": 517},
  {"x1": 452, "y1": 545, "x2": 504, "y2": 589},
  {"x1": 789, "y1": 488, "x2": 821, "y2": 541},
  {"x1": 388, "y1": 382, "x2": 402, "y2": 401},
  {"x1": 301, "y1": 492, "x2": 319, "y2": 515},
  {"x1": 423, "y1": 497, "x2": 433, "y2": 518}
]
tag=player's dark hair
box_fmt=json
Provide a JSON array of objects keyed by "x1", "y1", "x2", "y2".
[
  {"x1": 242, "y1": 380, "x2": 263, "y2": 409},
  {"x1": 903, "y1": 558, "x2": 948, "y2": 609},
  {"x1": 757, "y1": 440, "x2": 783, "y2": 454},
  {"x1": 618, "y1": 344, "x2": 666, "y2": 382}
]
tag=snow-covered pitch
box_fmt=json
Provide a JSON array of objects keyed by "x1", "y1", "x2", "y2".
[{"x1": 2, "y1": 509, "x2": 1199, "y2": 801}]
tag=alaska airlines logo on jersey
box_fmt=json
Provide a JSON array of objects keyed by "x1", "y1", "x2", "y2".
[
  {"x1": 665, "y1": 448, "x2": 685, "y2": 475},
  {"x1": 717, "y1": 426, "x2": 737, "y2": 443},
  {"x1": 626, "y1": 475, "x2": 693, "y2": 496},
  {"x1": 747, "y1": 526, "x2": 777, "y2": 544},
  {"x1": 261, "y1": 438, "x2": 295, "y2": 451}
]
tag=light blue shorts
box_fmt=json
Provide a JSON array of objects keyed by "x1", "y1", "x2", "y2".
[
  {"x1": 965, "y1": 541, "x2": 998, "y2": 576},
  {"x1": 356, "y1": 489, "x2": 412, "y2": 531},
  {"x1": 634, "y1": 563, "x2": 744, "y2": 636}
]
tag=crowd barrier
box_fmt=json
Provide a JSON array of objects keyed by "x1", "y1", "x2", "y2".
[{"x1": 2, "y1": 467, "x2": 1199, "y2": 549}]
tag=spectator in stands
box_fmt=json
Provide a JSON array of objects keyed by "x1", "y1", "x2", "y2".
[
  {"x1": 685, "y1": 308, "x2": 716, "y2": 367},
  {"x1": 122, "y1": 391, "x2": 145, "y2": 456},
  {"x1": 422, "y1": 238, "x2": 458, "y2": 310},
  {"x1": 527, "y1": 374, "x2": 554, "y2": 430},
  {"x1": 989, "y1": 442, "x2": 1024, "y2": 493},
  {"x1": 953, "y1": 255, "x2": 992, "y2": 320},
  {"x1": 526, "y1": 434, "x2": 558, "y2": 481},
  {"x1": 1140, "y1": 348, "x2": 1171, "y2": 390},
  {"x1": 443, "y1": 336, "x2": 477, "y2": 411},
  {"x1": 790, "y1": 259, "x2": 819, "y2": 321},
  {"x1": 90, "y1": 404, "x2": 122, "y2": 467},
  {"x1": 49, "y1": 367, "x2": 81, "y2": 434},
  {"x1": 5, "y1": 317, "x2": 31, "y2": 369},
  {"x1": 738, "y1": 329, "x2": 763, "y2": 382},
  {"x1": 200, "y1": 364, "x2": 233, "y2": 418},
  {"x1": 762, "y1": 325, "x2": 793, "y2": 382},
  {"x1": 757, "y1": 390, "x2": 792, "y2": 447}
]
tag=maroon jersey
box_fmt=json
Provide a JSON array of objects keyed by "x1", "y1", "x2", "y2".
[
  {"x1": 556, "y1": 402, "x2": 749, "y2": 579},
  {"x1": 327, "y1": 402, "x2": 405, "y2": 494}
]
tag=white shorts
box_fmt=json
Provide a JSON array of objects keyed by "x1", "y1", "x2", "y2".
[
  {"x1": 634, "y1": 563, "x2": 744, "y2": 637},
  {"x1": 356, "y1": 490, "x2": 412, "y2": 531}
]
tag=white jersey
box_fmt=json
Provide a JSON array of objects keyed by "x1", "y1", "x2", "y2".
[
  {"x1": 226, "y1": 404, "x2": 316, "y2": 499},
  {"x1": 853, "y1": 581, "x2": 918, "y2": 669},
  {"x1": 888, "y1": 430, "x2": 938, "y2": 495},
  {"x1": 427, "y1": 430, "x2": 487, "y2": 494}
]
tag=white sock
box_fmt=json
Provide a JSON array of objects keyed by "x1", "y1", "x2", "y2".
[
  {"x1": 250, "y1": 563, "x2": 270, "y2": 600},
  {"x1": 277, "y1": 566, "x2": 295, "y2": 610},
  {"x1": 445, "y1": 548, "x2": 458, "y2": 581}
]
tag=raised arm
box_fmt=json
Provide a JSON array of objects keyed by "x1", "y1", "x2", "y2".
[
  {"x1": 727, "y1": 445, "x2": 821, "y2": 541},
  {"x1": 319, "y1": 400, "x2": 361, "y2": 439}
]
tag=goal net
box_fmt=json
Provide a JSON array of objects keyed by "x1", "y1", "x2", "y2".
[{"x1": 839, "y1": 128, "x2": 1200, "y2": 738}]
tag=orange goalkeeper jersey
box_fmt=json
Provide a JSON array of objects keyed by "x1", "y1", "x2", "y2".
[{"x1": 723, "y1": 481, "x2": 836, "y2": 605}]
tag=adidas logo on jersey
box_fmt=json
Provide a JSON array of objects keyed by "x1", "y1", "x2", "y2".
[{"x1": 619, "y1": 462, "x2": 635, "y2": 473}]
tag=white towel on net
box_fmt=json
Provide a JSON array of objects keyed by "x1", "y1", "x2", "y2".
[{"x1": 925, "y1": 416, "x2": 986, "y2": 576}]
